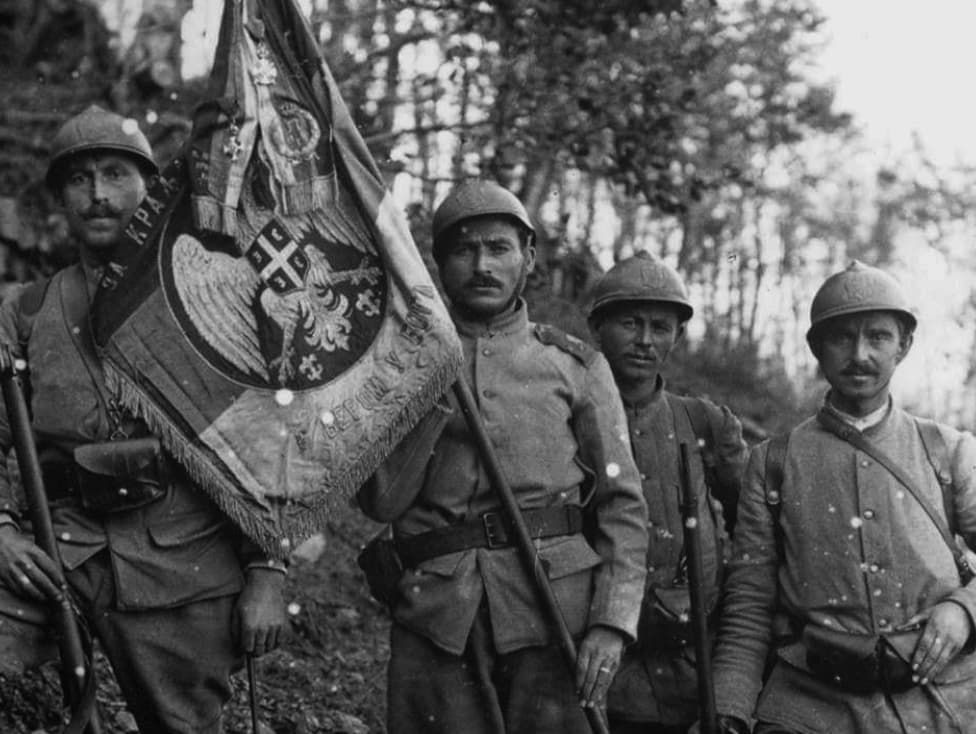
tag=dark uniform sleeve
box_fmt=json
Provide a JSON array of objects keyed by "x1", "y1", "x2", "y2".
[
  {"x1": 712, "y1": 442, "x2": 778, "y2": 723},
  {"x1": 0, "y1": 287, "x2": 27, "y2": 523}
]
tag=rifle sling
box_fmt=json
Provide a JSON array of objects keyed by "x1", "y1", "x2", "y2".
[{"x1": 816, "y1": 408, "x2": 967, "y2": 577}]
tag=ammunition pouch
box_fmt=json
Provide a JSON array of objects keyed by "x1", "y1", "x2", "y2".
[
  {"x1": 67, "y1": 437, "x2": 168, "y2": 514},
  {"x1": 357, "y1": 528, "x2": 403, "y2": 608},
  {"x1": 803, "y1": 625, "x2": 920, "y2": 693}
]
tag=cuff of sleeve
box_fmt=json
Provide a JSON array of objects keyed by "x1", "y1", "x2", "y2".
[
  {"x1": 245, "y1": 559, "x2": 289, "y2": 575},
  {"x1": 0, "y1": 511, "x2": 20, "y2": 532}
]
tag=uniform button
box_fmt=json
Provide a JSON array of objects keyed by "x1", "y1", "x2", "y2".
[
  {"x1": 634, "y1": 429, "x2": 643, "y2": 436},
  {"x1": 639, "y1": 473, "x2": 648, "y2": 480},
  {"x1": 869, "y1": 563, "x2": 880, "y2": 573},
  {"x1": 666, "y1": 432, "x2": 674, "y2": 440},
  {"x1": 118, "y1": 487, "x2": 128, "y2": 496},
  {"x1": 878, "y1": 618, "x2": 890, "y2": 628},
  {"x1": 72, "y1": 326, "x2": 81, "y2": 335},
  {"x1": 861, "y1": 460, "x2": 870, "y2": 468},
  {"x1": 482, "y1": 348, "x2": 491, "y2": 356},
  {"x1": 863, "y1": 509, "x2": 875, "y2": 520}
]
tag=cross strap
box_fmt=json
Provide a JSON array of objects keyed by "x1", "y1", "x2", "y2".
[{"x1": 816, "y1": 407, "x2": 973, "y2": 583}]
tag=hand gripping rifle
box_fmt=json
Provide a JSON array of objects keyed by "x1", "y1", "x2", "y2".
[
  {"x1": 679, "y1": 442, "x2": 718, "y2": 734},
  {"x1": 452, "y1": 377, "x2": 611, "y2": 734},
  {"x1": 1, "y1": 364, "x2": 102, "y2": 734}
]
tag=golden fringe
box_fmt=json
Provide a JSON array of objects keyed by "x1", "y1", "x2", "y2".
[{"x1": 102, "y1": 352, "x2": 462, "y2": 560}]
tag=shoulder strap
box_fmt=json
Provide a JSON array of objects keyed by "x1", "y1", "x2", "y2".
[
  {"x1": 14, "y1": 275, "x2": 53, "y2": 347},
  {"x1": 532, "y1": 323, "x2": 597, "y2": 366},
  {"x1": 59, "y1": 266, "x2": 125, "y2": 438},
  {"x1": 915, "y1": 418, "x2": 956, "y2": 535},
  {"x1": 675, "y1": 395, "x2": 713, "y2": 449},
  {"x1": 764, "y1": 432, "x2": 789, "y2": 558},
  {"x1": 817, "y1": 408, "x2": 972, "y2": 583}
]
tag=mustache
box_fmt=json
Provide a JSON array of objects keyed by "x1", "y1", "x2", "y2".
[
  {"x1": 465, "y1": 275, "x2": 503, "y2": 289},
  {"x1": 841, "y1": 363, "x2": 878, "y2": 376},
  {"x1": 82, "y1": 203, "x2": 123, "y2": 219}
]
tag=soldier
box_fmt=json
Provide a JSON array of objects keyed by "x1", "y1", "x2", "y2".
[
  {"x1": 0, "y1": 105, "x2": 286, "y2": 733},
  {"x1": 709, "y1": 261, "x2": 976, "y2": 734},
  {"x1": 587, "y1": 252, "x2": 747, "y2": 734},
  {"x1": 358, "y1": 180, "x2": 649, "y2": 734}
]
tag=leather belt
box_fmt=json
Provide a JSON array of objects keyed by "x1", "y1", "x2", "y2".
[{"x1": 396, "y1": 505, "x2": 584, "y2": 568}]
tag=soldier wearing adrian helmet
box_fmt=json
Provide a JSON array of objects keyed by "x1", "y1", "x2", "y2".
[
  {"x1": 587, "y1": 251, "x2": 747, "y2": 734},
  {"x1": 358, "y1": 180, "x2": 649, "y2": 733},
  {"x1": 0, "y1": 105, "x2": 286, "y2": 733},
  {"x1": 709, "y1": 261, "x2": 976, "y2": 734}
]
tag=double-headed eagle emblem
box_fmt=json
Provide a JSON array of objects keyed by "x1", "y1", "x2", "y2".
[{"x1": 168, "y1": 214, "x2": 384, "y2": 389}]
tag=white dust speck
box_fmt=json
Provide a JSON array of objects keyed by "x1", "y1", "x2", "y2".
[{"x1": 275, "y1": 389, "x2": 295, "y2": 406}]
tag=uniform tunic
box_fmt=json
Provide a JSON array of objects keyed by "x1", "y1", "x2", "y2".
[
  {"x1": 607, "y1": 383, "x2": 746, "y2": 727},
  {"x1": 0, "y1": 265, "x2": 246, "y2": 734},
  {"x1": 713, "y1": 402, "x2": 976, "y2": 734},
  {"x1": 359, "y1": 302, "x2": 648, "y2": 733}
]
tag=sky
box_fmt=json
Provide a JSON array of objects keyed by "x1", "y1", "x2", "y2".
[{"x1": 811, "y1": 0, "x2": 976, "y2": 167}]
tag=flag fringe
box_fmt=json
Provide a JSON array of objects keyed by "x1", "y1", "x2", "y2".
[{"x1": 103, "y1": 350, "x2": 461, "y2": 560}]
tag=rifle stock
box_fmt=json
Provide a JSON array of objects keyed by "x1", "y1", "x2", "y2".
[
  {"x1": 452, "y1": 378, "x2": 610, "y2": 734},
  {"x1": 1, "y1": 367, "x2": 101, "y2": 734},
  {"x1": 679, "y1": 441, "x2": 718, "y2": 734}
]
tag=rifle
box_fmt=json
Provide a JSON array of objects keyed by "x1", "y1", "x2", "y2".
[
  {"x1": 452, "y1": 377, "x2": 611, "y2": 734},
  {"x1": 1, "y1": 365, "x2": 102, "y2": 734},
  {"x1": 679, "y1": 441, "x2": 718, "y2": 734}
]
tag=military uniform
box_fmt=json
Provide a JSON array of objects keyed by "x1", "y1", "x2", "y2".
[
  {"x1": 712, "y1": 401, "x2": 976, "y2": 734},
  {"x1": 359, "y1": 302, "x2": 648, "y2": 734},
  {"x1": 0, "y1": 264, "x2": 249, "y2": 734},
  {"x1": 606, "y1": 381, "x2": 745, "y2": 732}
]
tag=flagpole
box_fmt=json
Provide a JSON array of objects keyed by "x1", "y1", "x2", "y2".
[{"x1": 452, "y1": 377, "x2": 611, "y2": 734}]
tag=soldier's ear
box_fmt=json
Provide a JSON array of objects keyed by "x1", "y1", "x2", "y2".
[
  {"x1": 895, "y1": 331, "x2": 913, "y2": 364},
  {"x1": 675, "y1": 322, "x2": 686, "y2": 343},
  {"x1": 588, "y1": 317, "x2": 603, "y2": 348}
]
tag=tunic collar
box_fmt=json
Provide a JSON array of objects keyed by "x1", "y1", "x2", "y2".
[
  {"x1": 451, "y1": 298, "x2": 528, "y2": 339},
  {"x1": 621, "y1": 374, "x2": 667, "y2": 411},
  {"x1": 822, "y1": 391, "x2": 892, "y2": 432}
]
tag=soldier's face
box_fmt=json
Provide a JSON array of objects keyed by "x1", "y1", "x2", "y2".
[
  {"x1": 595, "y1": 302, "x2": 684, "y2": 387},
  {"x1": 439, "y1": 217, "x2": 535, "y2": 320},
  {"x1": 817, "y1": 312, "x2": 912, "y2": 416},
  {"x1": 59, "y1": 153, "x2": 147, "y2": 256}
]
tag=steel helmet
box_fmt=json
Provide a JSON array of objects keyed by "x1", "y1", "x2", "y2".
[
  {"x1": 588, "y1": 251, "x2": 693, "y2": 323},
  {"x1": 806, "y1": 260, "x2": 916, "y2": 346},
  {"x1": 431, "y1": 180, "x2": 534, "y2": 259},
  {"x1": 45, "y1": 105, "x2": 158, "y2": 190}
]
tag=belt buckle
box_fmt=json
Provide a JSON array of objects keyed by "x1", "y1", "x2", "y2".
[{"x1": 482, "y1": 512, "x2": 506, "y2": 548}]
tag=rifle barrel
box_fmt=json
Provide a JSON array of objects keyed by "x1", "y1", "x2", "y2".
[
  {"x1": 1, "y1": 368, "x2": 102, "y2": 734},
  {"x1": 679, "y1": 441, "x2": 718, "y2": 734}
]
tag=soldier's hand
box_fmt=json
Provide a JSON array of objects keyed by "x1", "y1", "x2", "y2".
[
  {"x1": 233, "y1": 567, "x2": 287, "y2": 657},
  {"x1": 0, "y1": 524, "x2": 63, "y2": 602},
  {"x1": 908, "y1": 601, "x2": 973, "y2": 684},
  {"x1": 575, "y1": 625, "x2": 625, "y2": 709}
]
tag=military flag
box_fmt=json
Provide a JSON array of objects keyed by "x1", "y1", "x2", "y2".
[{"x1": 91, "y1": 0, "x2": 462, "y2": 558}]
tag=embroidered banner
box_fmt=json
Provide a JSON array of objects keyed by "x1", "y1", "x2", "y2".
[{"x1": 91, "y1": 0, "x2": 461, "y2": 558}]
